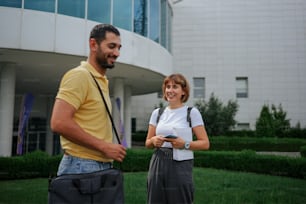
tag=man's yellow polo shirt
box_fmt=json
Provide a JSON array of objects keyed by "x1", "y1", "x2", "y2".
[{"x1": 56, "y1": 61, "x2": 113, "y2": 162}]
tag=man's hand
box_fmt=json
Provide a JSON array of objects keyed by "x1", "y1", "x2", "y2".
[{"x1": 103, "y1": 143, "x2": 126, "y2": 162}]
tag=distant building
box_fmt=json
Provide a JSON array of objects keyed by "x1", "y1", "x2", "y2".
[{"x1": 132, "y1": 0, "x2": 306, "y2": 133}]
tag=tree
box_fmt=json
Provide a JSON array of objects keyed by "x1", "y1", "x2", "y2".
[
  {"x1": 271, "y1": 104, "x2": 290, "y2": 137},
  {"x1": 195, "y1": 93, "x2": 238, "y2": 136},
  {"x1": 154, "y1": 101, "x2": 166, "y2": 109},
  {"x1": 255, "y1": 104, "x2": 291, "y2": 137},
  {"x1": 255, "y1": 105, "x2": 275, "y2": 137}
]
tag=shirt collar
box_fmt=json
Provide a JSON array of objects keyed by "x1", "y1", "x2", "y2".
[{"x1": 81, "y1": 61, "x2": 107, "y2": 80}]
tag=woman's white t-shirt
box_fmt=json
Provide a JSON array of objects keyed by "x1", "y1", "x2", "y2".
[{"x1": 149, "y1": 105, "x2": 204, "y2": 148}]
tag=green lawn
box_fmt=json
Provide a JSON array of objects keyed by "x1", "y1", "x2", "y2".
[{"x1": 1, "y1": 168, "x2": 305, "y2": 204}]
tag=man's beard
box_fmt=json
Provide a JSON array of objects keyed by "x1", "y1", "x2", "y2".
[
  {"x1": 96, "y1": 56, "x2": 115, "y2": 69},
  {"x1": 96, "y1": 46, "x2": 116, "y2": 69}
]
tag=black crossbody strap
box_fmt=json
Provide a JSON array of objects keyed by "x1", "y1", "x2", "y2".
[{"x1": 89, "y1": 72, "x2": 121, "y2": 145}]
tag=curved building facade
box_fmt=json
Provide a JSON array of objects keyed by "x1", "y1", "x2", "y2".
[{"x1": 0, "y1": 0, "x2": 174, "y2": 156}]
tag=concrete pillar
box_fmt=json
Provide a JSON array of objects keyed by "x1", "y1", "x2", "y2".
[
  {"x1": 124, "y1": 86, "x2": 132, "y2": 148},
  {"x1": 0, "y1": 63, "x2": 16, "y2": 156},
  {"x1": 112, "y1": 78, "x2": 125, "y2": 145}
]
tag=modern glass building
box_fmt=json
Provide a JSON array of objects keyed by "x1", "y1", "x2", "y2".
[
  {"x1": 0, "y1": 0, "x2": 174, "y2": 156},
  {"x1": 0, "y1": 0, "x2": 173, "y2": 51}
]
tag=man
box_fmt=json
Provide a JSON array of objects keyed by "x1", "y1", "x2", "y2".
[{"x1": 51, "y1": 24, "x2": 126, "y2": 176}]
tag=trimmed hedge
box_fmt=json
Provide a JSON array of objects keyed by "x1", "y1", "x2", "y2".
[
  {"x1": 208, "y1": 136, "x2": 306, "y2": 152},
  {"x1": 133, "y1": 134, "x2": 306, "y2": 152},
  {"x1": 1, "y1": 149, "x2": 305, "y2": 180},
  {"x1": 194, "y1": 150, "x2": 306, "y2": 179},
  {"x1": 0, "y1": 151, "x2": 61, "y2": 179},
  {"x1": 301, "y1": 146, "x2": 306, "y2": 158}
]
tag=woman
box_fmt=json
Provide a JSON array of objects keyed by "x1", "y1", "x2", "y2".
[{"x1": 145, "y1": 73, "x2": 210, "y2": 204}]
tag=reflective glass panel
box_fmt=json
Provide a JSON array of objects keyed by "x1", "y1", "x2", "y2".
[
  {"x1": 24, "y1": 0, "x2": 55, "y2": 13},
  {"x1": 149, "y1": 0, "x2": 160, "y2": 43},
  {"x1": 113, "y1": 0, "x2": 132, "y2": 30},
  {"x1": 167, "y1": 3, "x2": 172, "y2": 52},
  {"x1": 58, "y1": 0, "x2": 85, "y2": 18},
  {"x1": 0, "y1": 0, "x2": 22, "y2": 8},
  {"x1": 160, "y1": 0, "x2": 166, "y2": 48},
  {"x1": 134, "y1": 0, "x2": 147, "y2": 36},
  {"x1": 87, "y1": 0, "x2": 111, "y2": 23}
]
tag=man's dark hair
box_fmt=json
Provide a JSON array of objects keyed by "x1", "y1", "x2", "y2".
[{"x1": 90, "y1": 24, "x2": 120, "y2": 43}]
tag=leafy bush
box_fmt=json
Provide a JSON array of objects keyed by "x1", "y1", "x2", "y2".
[
  {"x1": 132, "y1": 131, "x2": 147, "y2": 142},
  {"x1": 301, "y1": 146, "x2": 306, "y2": 158},
  {"x1": 285, "y1": 123, "x2": 306, "y2": 139},
  {"x1": 209, "y1": 136, "x2": 306, "y2": 152},
  {"x1": 271, "y1": 104, "x2": 291, "y2": 137},
  {"x1": 1, "y1": 149, "x2": 306, "y2": 180},
  {"x1": 224, "y1": 130, "x2": 256, "y2": 137},
  {"x1": 194, "y1": 150, "x2": 306, "y2": 179},
  {"x1": 255, "y1": 105, "x2": 275, "y2": 137},
  {"x1": 0, "y1": 151, "x2": 60, "y2": 179},
  {"x1": 195, "y1": 93, "x2": 238, "y2": 136},
  {"x1": 256, "y1": 104, "x2": 291, "y2": 137}
]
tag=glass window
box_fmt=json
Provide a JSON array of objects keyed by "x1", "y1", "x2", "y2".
[
  {"x1": 87, "y1": 0, "x2": 111, "y2": 23},
  {"x1": 160, "y1": 0, "x2": 167, "y2": 48},
  {"x1": 58, "y1": 0, "x2": 85, "y2": 18},
  {"x1": 0, "y1": 0, "x2": 22, "y2": 8},
  {"x1": 134, "y1": 0, "x2": 148, "y2": 36},
  {"x1": 167, "y1": 3, "x2": 172, "y2": 52},
  {"x1": 149, "y1": 0, "x2": 160, "y2": 43},
  {"x1": 113, "y1": 0, "x2": 132, "y2": 30},
  {"x1": 193, "y1": 78, "x2": 205, "y2": 98},
  {"x1": 236, "y1": 77, "x2": 248, "y2": 98},
  {"x1": 131, "y1": 118, "x2": 136, "y2": 133},
  {"x1": 24, "y1": 0, "x2": 55, "y2": 13}
]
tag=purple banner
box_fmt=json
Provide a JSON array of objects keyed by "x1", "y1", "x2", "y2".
[
  {"x1": 115, "y1": 97, "x2": 127, "y2": 147},
  {"x1": 16, "y1": 93, "x2": 34, "y2": 155}
]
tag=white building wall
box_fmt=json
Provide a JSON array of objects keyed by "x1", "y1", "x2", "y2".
[
  {"x1": 131, "y1": 93, "x2": 161, "y2": 131},
  {"x1": 170, "y1": 0, "x2": 306, "y2": 129}
]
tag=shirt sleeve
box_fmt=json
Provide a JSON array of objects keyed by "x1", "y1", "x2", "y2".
[
  {"x1": 190, "y1": 107, "x2": 205, "y2": 127},
  {"x1": 56, "y1": 68, "x2": 88, "y2": 110},
  {"x1": 148, "y1": 108, "x2": 159, "y2": 126}
]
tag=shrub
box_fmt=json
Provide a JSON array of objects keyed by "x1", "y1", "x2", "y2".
[
  {"x1": 286, "y1": 123, "x2": 306, "y2": 139},
  {"x1": 195, "y1": 93, "x2": 238, "y2": 136},
  {"x1": 256, "y1": 104, "x2": 291, "y2": 137},
  {"x1": 0, "y1": 151, "x2": 61, "y2": 179},
  {"x1": 132, "y1": 131, "x2": 147, "y2": 142},
  {"x1": 301, "y1": 146, "x2": 306, "y2": 158},
  {"x1": 1, "y1": 149, "x2": 306, "y2": 180}
]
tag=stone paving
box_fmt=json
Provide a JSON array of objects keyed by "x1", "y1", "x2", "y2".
[{"x1": 256, "y1": 151, "x2": 301, "y2": 158}]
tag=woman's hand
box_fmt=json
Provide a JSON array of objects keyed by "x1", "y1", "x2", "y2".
[
  {"x1": 164, "y1": 137, "x2": 185, "y2": 149},
  {"x1": 151, "y1": 135, "x2": 166, "y2": 148}
]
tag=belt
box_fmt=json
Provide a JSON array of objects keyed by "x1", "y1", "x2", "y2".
[{"x1": 63, "y1": 151, "x2": 112, "y2": 165}]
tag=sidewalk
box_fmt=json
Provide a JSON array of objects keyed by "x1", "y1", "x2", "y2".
[{"x1": 256, "y1": 151, "x2": 301, "y2": 158}]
